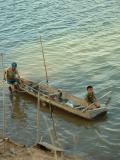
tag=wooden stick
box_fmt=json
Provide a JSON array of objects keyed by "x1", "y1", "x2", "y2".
[
  {"x1": 1, "y1": 53, "x2": 6, "y2": 152},
  {"x1": 40, "y1": 36, "x2": 49, "y2": 84}
]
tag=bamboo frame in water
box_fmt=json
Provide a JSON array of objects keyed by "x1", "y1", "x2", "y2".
[{"x1": 1, "y1": 53, "x2": 6, "y2": 152}]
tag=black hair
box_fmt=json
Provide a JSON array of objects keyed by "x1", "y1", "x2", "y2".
[{"x1": 87, "y1": 85, "x2": 93, "y2": 90}]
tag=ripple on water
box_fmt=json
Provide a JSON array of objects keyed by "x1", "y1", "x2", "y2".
[{"x1": 0, "y1": 0, "x2": 120, "y2": 159}]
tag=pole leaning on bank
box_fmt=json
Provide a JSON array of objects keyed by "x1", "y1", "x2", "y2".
[
  {"x1": 1, "y1": 53, "x2": 6, "y2": 151},
  {"x1": 40, "y1": 36, "x2": 49, "y2": 85},
  {"x1": 36, "y1": 35, "x2": 48, "y2": 144},
  {"x1": 36, "y1": 82, "x2": 41, "y2": 144}
]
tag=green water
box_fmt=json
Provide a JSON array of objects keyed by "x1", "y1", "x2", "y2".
[{"x1": 0, "y1": 0, "x2": 120, "y2": 159}]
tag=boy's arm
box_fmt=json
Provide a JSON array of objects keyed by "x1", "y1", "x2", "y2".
[{"x1": 3, "y1": 69, "x2": 7, "y2": 80}]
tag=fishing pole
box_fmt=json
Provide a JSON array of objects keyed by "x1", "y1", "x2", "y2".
[{"x1": 40, "y1": 36, "x2": 49, "y2": 84}]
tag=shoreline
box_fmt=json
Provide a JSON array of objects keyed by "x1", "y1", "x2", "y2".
[{"x1": 0, "y1": 133, "x2": 81, "y2": 160}]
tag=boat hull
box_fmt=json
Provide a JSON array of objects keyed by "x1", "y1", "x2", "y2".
[{"x1": 18, "y1": 78, "x2": 108, "y2": 120}]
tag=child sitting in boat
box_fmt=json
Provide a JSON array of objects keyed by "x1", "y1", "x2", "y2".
[{"x1": 85, "y1": 86, "x2": 100, "y2": 109}]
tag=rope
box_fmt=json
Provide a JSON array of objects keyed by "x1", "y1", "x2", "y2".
[
  {"x1": 47, "y1": 93, "x2": 60, "y2": 147},
  {"x1": 43, "y1": 115, "x2": 55, "y2": 146},
  {"x1": 49, "y1": 103, "x2": 58, "y2": 141}
]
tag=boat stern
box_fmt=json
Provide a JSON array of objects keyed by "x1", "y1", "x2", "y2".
[{"x1": 87, "y1": 107, "x2": 108, "y2": 119}]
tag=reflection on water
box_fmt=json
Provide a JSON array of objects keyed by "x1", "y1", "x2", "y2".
[{"x1": 9, "y1": 94, "x2": 27, "y2": 120}]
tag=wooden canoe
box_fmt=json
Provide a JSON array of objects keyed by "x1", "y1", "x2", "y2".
[{"x1": 18, "y1": 78, "x2": 107, "y2": 120}]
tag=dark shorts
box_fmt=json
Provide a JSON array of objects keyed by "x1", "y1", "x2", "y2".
[{"x1": 7, "y1": 79, "x2": 17, "y2": 85}]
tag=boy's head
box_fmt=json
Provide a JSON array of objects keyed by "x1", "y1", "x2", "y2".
[
  {"x1": 11, "y1": 62, "x2": 17, "y2": 70},
  {"x1": 87, "y1": 86, "x2": 94, "y2": 94}
]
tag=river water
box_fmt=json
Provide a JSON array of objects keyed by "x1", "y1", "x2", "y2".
[{"x1": 0, "y1": 0, "x2": 120, "y2": 159}]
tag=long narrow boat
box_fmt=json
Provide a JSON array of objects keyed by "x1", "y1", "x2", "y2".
[{"x1": 18, "y1": 78, "x2": 108, "y2": 120}]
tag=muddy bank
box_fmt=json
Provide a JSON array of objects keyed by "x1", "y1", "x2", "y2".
[{"x1": 0, "y1": 133, "x2": 81, "y2": 160}]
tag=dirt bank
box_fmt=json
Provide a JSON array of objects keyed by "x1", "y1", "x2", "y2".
[{"x1": 0, "y1": 133, "x2": 81, "y2": 160}]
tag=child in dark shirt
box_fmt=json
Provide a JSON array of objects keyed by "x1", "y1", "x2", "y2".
[{"x1": 85, "y1": 86, "x2": 100, "y2": 109}]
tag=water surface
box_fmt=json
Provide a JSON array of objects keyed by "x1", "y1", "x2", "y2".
[{"x1": 0, "y1": 0, "x2": 120, "y2": 159}]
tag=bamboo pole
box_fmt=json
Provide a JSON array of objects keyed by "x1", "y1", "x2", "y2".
[
  {"x1": 40, "y1": 36, "x2": 49, "y2": 84},
  {"x1": 1, "y1": 53, "x2": 6, "y2": 151},
  {"x1": 36, "y1": 83, "x2": 40, "y2": 143}
]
